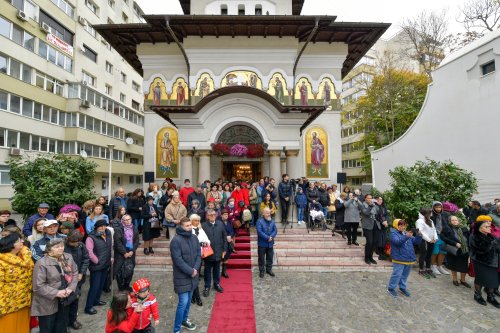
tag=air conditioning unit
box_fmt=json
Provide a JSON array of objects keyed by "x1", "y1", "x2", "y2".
[
  {"x1": 17, "y1": 9, "x2": 28, "y2": 21},
  {"x1": 40, "y1": 22, "x2": 51, "y2": 33},
  {"x1": 9, "y1": 148, "x2": 22, "y2": 156},
  {"x1": 81, "y1": 100, "x2": 90, "y2": 108},
  {"x1": 78, "y1": 16, "x2": 86, "y2": 26},
  {"x1": 81, "y1": 80, "x2": 88, "y2": 86}
]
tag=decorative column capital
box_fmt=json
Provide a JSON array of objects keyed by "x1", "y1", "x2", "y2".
[
  {"x1": 180, "y1": 150, "x2": 194, "y2": 157},
  {"x1": 286, "y1": 150, "x2": 299, "y2": 157},
  {"x1": 268, "y1": 150, "x2": 281, "y2": 157},
  {"x1": 198, "y1": 150, "x2": 211, "y2": 157}
]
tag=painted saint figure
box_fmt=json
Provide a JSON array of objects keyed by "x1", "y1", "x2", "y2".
[
  {"x1": 273, "y1": 77, "x2": 284, "y2": 103},
  {"x1": 160, "y1": 132, "x2": 174, "y2": 175},
  {"x1": 176, "y1": 82, "x2": 186, "y2": 106},
  {"x1": 322, "y1": 81, "x2": 331, "y2": 106},
  {"x1": 199, "y1": 77, "x2": 210, "y2": 98},
  {"x1": 311, "y1": 131, "x2": 324, "y2": 175},
  {"x1": 153, "y1": 82, "x2": 162, "y2": 106},
  {"x1": 300, "y1": 81, "x2": 308, "y2": 106},
  {"x1": 249, "y1": 74, "x2": 258, "y2": 88}
]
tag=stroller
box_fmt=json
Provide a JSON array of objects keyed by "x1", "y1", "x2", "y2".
[{"x1": 307, "y1": 202, "x2": 327, "y2": 231}]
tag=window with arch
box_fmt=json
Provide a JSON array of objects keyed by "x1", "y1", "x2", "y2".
[
  {"x1": 220, "y1": 4, "x2": 227, "y2": 15},
  {"x1": 238, "y1": 4, "x2": 245, "y2": 15},
  {"x1": 255, "y1": 4, "x2": 262, "y2": 15}
]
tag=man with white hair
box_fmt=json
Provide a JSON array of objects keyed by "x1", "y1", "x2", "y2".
[{"x1": 256, "y1": 207, "x2": 277, "y2": 278}]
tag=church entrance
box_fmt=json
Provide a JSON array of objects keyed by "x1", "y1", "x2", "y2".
[{"x1": 221, "y1": 161, "x2": 262, "y2": 182}]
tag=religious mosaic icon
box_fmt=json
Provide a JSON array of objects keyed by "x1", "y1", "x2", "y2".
[
  {"x1": 305, "y1": 127, "x2": 328, "y2": 178},
  {"x1": 193, "y1": 73, "x2": 215, "y2": 104},
  {"x1": 156, "y1": 127, "x2": 178, "y2": 178},
  {"x1": 221, "y1": 70, "x2": 262, "y2": 88},
  {"x1": 319, "y1": 78, "x2": 334, "y2": 106},
  {"x1": 146, "y1": 77, "x2": 167, "y2": 106},
  {"x1": 267, "y1": 73, "x2": 288, "y2": 104},
  {"x1": 295, "y1": 78, "x2": 313, "y2": 106},
  {"x1": 171, "y1": 78, "x2": 188, "y2": 106}
]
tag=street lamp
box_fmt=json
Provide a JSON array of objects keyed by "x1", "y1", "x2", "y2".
[
  {"x1": 107, "y1": 144, "x2": 115, "y2": 204},
  {"x1": 367, "y1": 145, "x2": 376, "y2": 188}
]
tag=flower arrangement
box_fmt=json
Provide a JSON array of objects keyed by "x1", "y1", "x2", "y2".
[
  {"x1": 212, "y1": 143, "x2": 230, "y2": 156},
  {"x1": 246, "y1": 144, "x2": 265, "y2": 158},
  {"x1": 230, "y1": 144, "x2": 248, "y2": 157}
]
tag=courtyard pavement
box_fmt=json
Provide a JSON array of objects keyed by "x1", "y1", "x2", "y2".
[{"x1": 72, "y1": 268, "x2": 499, "y2": 333}]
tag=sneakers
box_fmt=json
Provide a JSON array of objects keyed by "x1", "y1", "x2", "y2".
[
  {"x1": 182, "y1": 319, "x2": 197, "y2": 331},
  {"x1": 431, "y1": 265, "x2": 442, "y2": 276},
  {"x1": 399, "y1": 289, "x2": 411, "y2": 297},
  {"x1": 387, "y1": 289, "x2": 398, "y2": 298},
  {"x1": 437, "y1": 266, "x2": 450, "y2": 275}
]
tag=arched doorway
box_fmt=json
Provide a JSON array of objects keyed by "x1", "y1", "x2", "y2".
[{"x1": 216, "y1": 125, "x2": 265, "y2": 181}]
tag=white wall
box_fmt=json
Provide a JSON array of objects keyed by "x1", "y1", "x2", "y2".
[{"x1": 372, "y1": 30, "x2": 500, "y2": 202}]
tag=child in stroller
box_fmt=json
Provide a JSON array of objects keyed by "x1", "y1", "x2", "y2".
[{"x1": 308, "y1": 201, "x2": 327, "y2": 231}]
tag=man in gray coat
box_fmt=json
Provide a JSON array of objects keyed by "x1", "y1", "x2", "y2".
[
  {"x1": 359, "y1": 194, "x2": 380, "y2": 265},
  {"x1": 202, "y1": 209, "x2": 227, "y2": 296}
]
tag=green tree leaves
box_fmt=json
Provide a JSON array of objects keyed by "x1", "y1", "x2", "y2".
[{"x1": 7, "y1": 154, "x2": 97, "y2": 217}]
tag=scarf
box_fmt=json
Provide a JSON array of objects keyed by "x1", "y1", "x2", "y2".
[
  {"x1": 452, "y1": 224, "x2": 468, "y2": 254},
  {"x1": 122, "y1": 221, "x2": 134, "y2": 250},
  {"x1": 49, "y1": 253, "x2": 74, "y2": 284}
]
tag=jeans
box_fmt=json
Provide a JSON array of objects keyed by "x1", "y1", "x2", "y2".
[
  {"x1": 38, "y1": 302, "x2": 69, "y2": 333},
  {"x1": 85, "y1": 268, "x2": 108, "y2": 311},
  {"x1": 346, "y1": 223, "x2": 359, "y2": 242},
  {"x1": 363, "y1": 228, "x2": 375, "y2": 260},
  {"x1": 204, "y1": 260, "x2": 221, "y2": 288},
  {"x1": 258, "y1": 246, "x2": 274, "y2": 273},
  {"x1": 297, "y1": 207, "x2": 304, "y2": 222},
  {"x1": 387, "y1": 263, "x2": 412, "y2": 291},
  {"x1": 419, "y1": 240, "x2": 434, "y2": 269},
  {"x1": 173, "y1": 290, "x2": 193, "y2": 333}
]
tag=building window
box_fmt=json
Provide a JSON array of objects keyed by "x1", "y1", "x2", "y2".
[
  {"x1": 255, "y1": 5, "x2": 262, "y2": 15},
  {"x1": 131, "y1": 100, "x2": 139, "y2": 110},
  {"x1": 50, "y1": 0, "x2": 74, "y2": 18},
  {"x1": 85, "y1": 0, "x2": 98, "y2": 15},
  {"x1": 120, "y1": 72, "x2": 127, "y2": 83},
  {"x1": 82, "y1": 44, "x2": 97, "y2": 62},
  {"x1": 35, "y1": 72, "x2": 64, "y2": 96},
  {"x1": 38, "y1": 41, "x2": 73, "y2": 72},
  {"x1": 0, "y1": 165, "x2": 11, "y2": 185},
  {"x1": 105, "y1": 61, "x2": 113, "y2": 73},
  {"x1": 11, "y1": 0, "x2": 37, "y2": 20},
  {"x1": 39, "y1": 10, "x2": 74, "y2": 45},
  {"x1": 481, "y1": 61, "x2": 495, "y2": 76},
  {"x1": 132, "y1": 81, "x2": 140, "y2": 92},
  {"x1": 120, "y1": 93, "x2": 126, "y2": 103},
  {"x1": 105, "y1": 84, "x2": 112, "y2": 95},
  {"x1": 220, "y1": 4, "x2": 228, "y2": 15},
  {"x1": 82, "y1": 71, "x2": 95, "y2": 86},
  {"x1": 238, "y1": 5, "x2": 245, "y2": 15},
  {"x1": 83, "y1": 22, "x2": 96, "y2": 37}
]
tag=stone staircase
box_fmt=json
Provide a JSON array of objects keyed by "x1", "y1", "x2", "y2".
[{"x1": 134, "y1": 227, "x2": 392, "y2": 272}]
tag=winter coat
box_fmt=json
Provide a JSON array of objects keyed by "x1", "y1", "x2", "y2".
[
  {"x1": 188, "y1": 191, "x2": 206, "y2": 210},
  {"x1": 192, "y1": 225, "x2": 210, "y2": 245},
  {"x1": 109, "y1": 195, "x2": 127, "y2": 219},
  {"x1": 0, "y1": 246, "x2": 33, "y2": 316},
  {"x1": 278, "y1": 181, "x2": 293, "y2": 200},
  {"x1": 164, "y1": 201, "x2": 187, "y2": 226},
  {"x1": 201, "y1": 220, "x2": 228, "y2": 261},
  {"x1": 170, "y1": 226, "x2": 201, "y2": 294},
  {"x1": 105, "y1": 307, "x2": 139, "y2": 333},
  {"x1": 305, "y1": 187, "x2": 320, "y2": 204},
  {"x1": 469, "y1": 232, "x2": 500, "y2": 268},
  {"x1": 31, "y1": 254, "x2": 78, "y2": 316},
  {"x1": 85, "y1": 214, "x2": 110, "y2": 234},
  {"x1": 113, "y1": 223, "x2": 139, "y2": 278},
  {"x1": 127, "y1": 196, "x2": 144, "y2": 220},
  {"x1": 231, "y1": 189, "x2": 249, "y2": 211},
  {"x1": 141, "y1": 203, "x2": 161, "y2": 225},
  {"x1": 31, "y1": 233, "x2": 67, "y2": 262},
  {"x1": 256, "y1": 217, "x2": 278, "y2": 248},
  {"x1": 343, "y1": 198, "x2": 360, "y2": 223},
  {"x1": 389, "y1": 227, "x2": 422, "y2": 264},
  {"x1": 360, "y1": 202, "x2": 379, "y2": 230},
  {"x1": 221, "y1": 218, "x2": 235, "y2": 237},
  {"x1": 294, "y1": 192, "x2": 307, "y2": 208},
  {"x1": 179, "y1": 186, "x2": 194, "y2": 207},
  {"x1": 415, "y1": 215, "x2": 438, "y2": 243},
  {"x1": 86, "y1": 229, "x2": 112, "y2": 272},
  {"x1": 64, "y1": 242, "x2": 89, "y2": 276},
  {"x1": 318, "y1": 188, "x2": 330, "y2": 207},
  {"x1": 188, "y1": 207, "x2": 206, "y2": 223},
  {"x1": 440, "y1": 223, "x2": 470, "y2": 255},
  {"x1": 130, "y1": 293, "x2": 160, "y2": 330},
  {"x1": 334, "y1": 199, "x2": 345, "y2": 226}
]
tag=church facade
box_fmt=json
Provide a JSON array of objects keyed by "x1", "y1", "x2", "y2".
[{"x1": 96, "y1": 0, "x2": 389, "y2": 188}]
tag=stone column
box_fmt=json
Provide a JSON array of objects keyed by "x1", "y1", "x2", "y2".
[
  {"x1": 286, "y1": 150, "x2": 300, "y2": 179},
  {"x1": 280, "y1": 154, "x2": 287, "y2": 176},
  {"x1": 269, "y1": 150, "x2": 282, "y2": 222},
  {"x1": 180, "y1": 150, "x2": 193, "y2": 183},
  {"x1": 198, "y1": 150, "x2": 211, "y2": 184}
]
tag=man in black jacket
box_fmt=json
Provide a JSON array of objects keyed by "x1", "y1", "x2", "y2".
[
  {"x1": 170, "y1": 217, "x2": 200, "y2": 333},
  {"x1": 278, "y1": 174, "x2": 293, "y2": 224},
  {"x1": 202, "y1": 209, "x2": 227, "y2": 297}
]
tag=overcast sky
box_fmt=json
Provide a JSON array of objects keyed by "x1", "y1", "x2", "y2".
[{"x1": 136, "y1": 0, "x2": 471, "y2": 38}]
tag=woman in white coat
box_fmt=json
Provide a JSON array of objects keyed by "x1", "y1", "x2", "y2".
[{"x1": 415, "y1": 208, "x2": 438, "y2": 278}]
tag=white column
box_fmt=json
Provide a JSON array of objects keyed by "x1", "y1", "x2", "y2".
[
  {"x1": 198, "y1": 150, "x2": 211, "y2": 183},
  {"x1": 180, "y1": 150, "x2": 193, "y2": 183},
  {"x1": 280, "y1": 155, "x2": 287, "y2": 176}
]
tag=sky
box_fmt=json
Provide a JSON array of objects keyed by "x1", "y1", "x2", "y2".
[{"x1": 135, "y1": 0, "x2": 471, "y2": 38}]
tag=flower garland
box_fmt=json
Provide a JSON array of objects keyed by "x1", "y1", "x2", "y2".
[
  {"x1": 212, "y1": 143, "x2": 266, "y2": 158},
  {"x1": 212, "y1": 143, "x2": 230, "y2": 156},
  {"x1": 230, "y1": 144, "x2": 248, "y2": 157}
]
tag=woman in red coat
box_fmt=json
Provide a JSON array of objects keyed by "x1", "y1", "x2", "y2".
[{"x1": 105, "y1": 292, "x2": 144, "y2": 333}]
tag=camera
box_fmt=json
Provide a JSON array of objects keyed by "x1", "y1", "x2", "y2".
[{"x1": 410, "y1": 227, "x2": 419, "y2": 235}]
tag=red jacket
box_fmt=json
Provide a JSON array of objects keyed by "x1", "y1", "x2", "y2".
[
  {"x1": 130, "y1": 293, "x2": 160, "y2": 330},
  {"x1": 231, "y1": 189, "x2": 249, "y2": 212},
  {"x1": 179, "y1": 187, "x2": 194, "y2": 207},
  {"x1": 105, "y1": 308, "x2": 139, "y2": 333}
]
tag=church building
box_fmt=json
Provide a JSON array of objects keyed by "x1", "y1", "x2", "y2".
[{"x1": 96, "y1": 0, "x2": 389, "y2": 190}]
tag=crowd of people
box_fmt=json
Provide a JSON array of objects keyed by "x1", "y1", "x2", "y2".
[{"x1": 0, "y1": 175, "x2": 499, "y2": 333}]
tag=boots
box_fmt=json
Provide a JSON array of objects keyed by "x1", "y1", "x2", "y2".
[
  {"x1": 193, "y1": 287, "x2": 203, "y2": 306},
  {"x1": 494, "y1": 288, "x2": 500, "y2": 297},
  {"x1": 487, "y1": 292, "x2": 500, "y2": 308},
  {"x1": 222, "y1": 263, "x2": 229, "y2": 278},
  {"x1": 474, "y1": 290, "x2": 487, "y2": 306}
]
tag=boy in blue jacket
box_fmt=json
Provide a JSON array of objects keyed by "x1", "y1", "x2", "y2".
[
  {"x1": 294, "y1": 187, "x2": 307, "y2": 225},
  {"x1": 387, "y1": 219, "x2": 422, "y2": 298}
]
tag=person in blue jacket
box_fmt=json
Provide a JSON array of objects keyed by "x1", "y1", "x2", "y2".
[
  {"x1": 387, "y1": 219, "x2": 422, "y2": 298},
  {"x1": 294, "y1": 187, "x2": 307, "y2": 225},
  {"x1": 256, "y1": 207, "x2": 278, "y2": 278}
]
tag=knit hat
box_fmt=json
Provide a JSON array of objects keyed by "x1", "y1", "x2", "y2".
[
  {"x1": 476, "y1": 215, "x2": 492, "y2": 222},
  {"x1": 432, "y1": 201, "x2": 442, "y2": 207},
  {"x1": 94, "y1": 219, "x2": 108, "y2": 229}
]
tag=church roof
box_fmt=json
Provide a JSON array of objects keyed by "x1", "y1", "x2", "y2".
[
  {"x1": 94, "y1": 15, "x2": 390, "y2": 78},
  {"x1": 178, "y1": 0, "x2": 305, "y2": 15}
]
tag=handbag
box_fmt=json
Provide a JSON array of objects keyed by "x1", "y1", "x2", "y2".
[
  {"x1": 468, "y1": 261, "x2": 476, "y2": 277},
  {"x1": 441, "y1": 243, "x2": 460, "y2": 256},
  {"x1": 149, "y1": 217, "x2": 161, "y2": 229},
  {"x1": 201, "y1": 244, "x2": 214, "y2": 258},
  {"x1": 232, "y1": 219, "x2": 242, "y2": 229},
  {"x1": 56, "y1": 264, "x2": 78, "y2": 307}
]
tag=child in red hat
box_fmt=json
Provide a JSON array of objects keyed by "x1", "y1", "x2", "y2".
[{"x1": 130, "y1": 278, "x2": 160, "y2": 332}]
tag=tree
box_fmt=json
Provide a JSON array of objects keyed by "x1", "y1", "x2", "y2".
[
  {"x1": 7, "y1": 154, "x2": 97, "y2": 217},
  {"x1": 384, "y1": 159, "x2": 478, "y2": 226},
  {"x1": 355, "y1": 68, "x2": 430, "y2": 173},
  {"x1": 400, "y1": 10, "x2": 450, "y2": 79},
  {"x1": 458, "y1": 0, "x2": 500, "y2": 33}
]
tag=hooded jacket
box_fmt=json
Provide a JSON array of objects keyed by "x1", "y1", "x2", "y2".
[
  {"x1": 294, "y1": 190, "x2": 307, "y2": 208},
  {"x1": 170, "y1": 226, "x2": 201, "y2": 294},
  {"x1": 389, "y1": 219, "x2": 422, "y2": 264}
]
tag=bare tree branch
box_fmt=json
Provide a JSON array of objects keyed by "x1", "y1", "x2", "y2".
[{"x1": 458, "y1": 0, "x2": 500, "y2": 33}]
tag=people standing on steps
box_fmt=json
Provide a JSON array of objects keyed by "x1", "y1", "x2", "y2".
[
  {"x1": 219, "y1": 209, "x2": 235, "y2": 279},
  {"x1": 294, "y1": 187, "x2": 307, "y2": 225},
  {"x1": 201, "y1": 209, "x2": 227, "y2": 297},
  {"x1": 141, "y1": 196, "x2": 161, "y2": 256},
  {"x1": 278, "y1": 174, "x2": 293, "y2": 225},
  {"x1": 256, "y1": 207, "x2": 277, "y2": 278},
  {"x1": 343, "y1": 192, "x2": 360, "y2": 246},
  {"x1": 165, "y1": 191, "x2": 188, "y2": 241}
]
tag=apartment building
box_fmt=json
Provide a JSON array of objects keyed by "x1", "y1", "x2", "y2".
[{"x1": 0, "y1": 0, "x2": 146, "y2": 209}]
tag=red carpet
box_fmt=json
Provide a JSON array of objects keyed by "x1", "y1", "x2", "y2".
[{"x1": 207, "y1": 229, "x2": 256, "y2": 333}]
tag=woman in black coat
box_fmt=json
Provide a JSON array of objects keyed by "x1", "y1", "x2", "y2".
[
  {"x1": 469, "y1": 217, "x2": 500, "y2": 307},
  {"x1": 334, "y1": 193, "x2": 346, "y2": 237},
  {"x1": 127, "y1": 189, "x2": 145, "y2": 233},
  {"x1": 440, "y1": 215, "x2": 471, "y2": 287},
  {"x1": 141, "y1": 196, "x2": 161, "y2": 255},
  {"x1": 113, "y1": 214, "x2": 139, "y2": 292}
]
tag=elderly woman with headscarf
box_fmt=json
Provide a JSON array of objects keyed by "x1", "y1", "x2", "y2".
[
  {"x1": 441, "y1": 215, "x2": 471, "y2": 288},
  {"x1": 113, "y1": 214, "x2": 139, "y2": 292},
  {"x1": 469, "y1": 215, "x2": 500, "y2": 308},
  {"x1": 32, "y1": 238, "x2": 78, "y2": 333}
]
